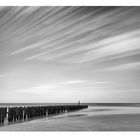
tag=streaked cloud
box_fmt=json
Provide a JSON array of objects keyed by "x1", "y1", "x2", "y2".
[
  {"x1": 17, "y1": 80, "x2": 110, "y2": 93},
  {"x1": 0, "y1": 74, "x2": 6, "y2": 78},
  {"x1": 0, "y1": 7, "x2": 139, "y2": 65},
  {"x1": 101, "y1": 62, "x2": 140, "y2": 71},
  {"x1": 1, "y1": 7, "x2": 140, "y2": 102}
]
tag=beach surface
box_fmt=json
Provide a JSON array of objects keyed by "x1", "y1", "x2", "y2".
[{"x1": 0, "y1": 106, "x2": 140, "y2": 131}]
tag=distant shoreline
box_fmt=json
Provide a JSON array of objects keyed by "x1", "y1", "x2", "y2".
[{"x1": 0, "y1": 103, "x2": 140, "y2": 107}]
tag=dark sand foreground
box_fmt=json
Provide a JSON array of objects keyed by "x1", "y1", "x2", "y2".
[{"x1": 0, "y1": 106, "x2": 140, "y2": 131}]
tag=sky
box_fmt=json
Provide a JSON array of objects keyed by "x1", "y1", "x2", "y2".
[{"x1": 0, "y1": 6, "x2": 140, "y2": 103}]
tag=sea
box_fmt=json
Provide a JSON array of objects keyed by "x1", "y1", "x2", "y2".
[{"x1": 0, "y1": 103, "x2": 140, "y2": 131}]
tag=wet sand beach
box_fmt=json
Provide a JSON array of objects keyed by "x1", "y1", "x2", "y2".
[{"x1": 0, "y1": 106, "x2": 140, "y2": 131}]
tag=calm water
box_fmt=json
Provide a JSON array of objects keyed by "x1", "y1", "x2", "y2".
[{"x1": 53, "y1": 105, "x2": 140, "y2": 118}]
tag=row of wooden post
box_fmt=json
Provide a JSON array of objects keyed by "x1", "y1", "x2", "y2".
[
  {"x1": 0, "y1": 107, "x2": 7, "y2": 125},
  {"x1": 0, "y1": 105, "x2": 88, "y2": 126}
]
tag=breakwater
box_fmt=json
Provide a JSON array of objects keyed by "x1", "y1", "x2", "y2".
[{"x1": 0, "y1": 105, "x2": 88, "y2": 126}]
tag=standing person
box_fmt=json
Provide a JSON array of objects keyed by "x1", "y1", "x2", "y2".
[
  {"x1": 0, "y1": 108, "x2": 1, "y2": 125},
  {"x1": 78, "y1": 101, "x2": 80, "y2": 105}
]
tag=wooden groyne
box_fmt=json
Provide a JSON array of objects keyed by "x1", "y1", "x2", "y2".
[{"x1": 0, "y1": 104, "x2": 88, "y2": 126}]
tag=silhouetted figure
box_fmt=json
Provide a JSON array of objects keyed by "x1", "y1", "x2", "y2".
[
  {"x1": 78, "y1": 101, "x2": 80, "y2": 105},
  {"x1": 0, "y1": 110, "x2": 1, "y2": 125}
]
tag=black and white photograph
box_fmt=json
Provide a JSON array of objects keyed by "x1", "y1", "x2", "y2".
[{"x1": 1, "y1": 5, "x2": 140, "y2": 132}]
